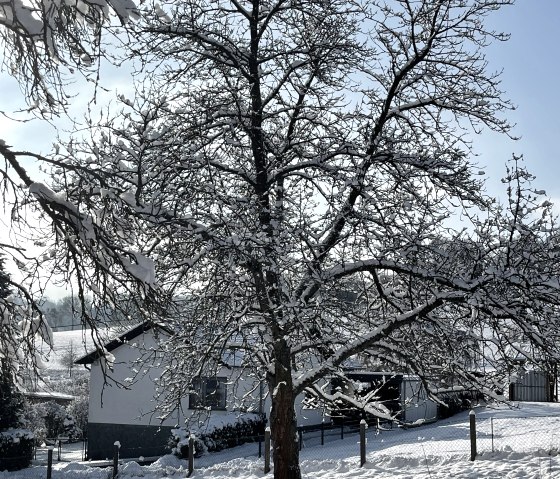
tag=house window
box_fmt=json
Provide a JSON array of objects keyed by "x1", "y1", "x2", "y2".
[{"x1": 189, "y1": 377, "x2": 227, "y2": 410}]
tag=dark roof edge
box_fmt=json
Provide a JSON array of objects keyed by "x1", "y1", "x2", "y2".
[{"x1": 75, "y1": 321, "x2": 169, "y2": 365}]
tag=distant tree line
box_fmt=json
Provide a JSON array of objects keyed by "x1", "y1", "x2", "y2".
[{"x1": 41, "y1": 295, "x2": 137, "y2": 331}]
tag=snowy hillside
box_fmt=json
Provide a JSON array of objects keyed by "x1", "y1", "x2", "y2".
[{"x1": 39, "y1": 329, "x2": 106, "y2": 371}]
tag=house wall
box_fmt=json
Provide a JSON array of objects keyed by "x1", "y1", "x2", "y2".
[
  {"x1": 85, "y1": 329, "x2": 325, "y2": 459},
  {"x1": 88, "y1": 331, "x2": 183, "y2": 427},
  {"x1": 87, "y1": 422, "x2": 174, "y2": 460}
]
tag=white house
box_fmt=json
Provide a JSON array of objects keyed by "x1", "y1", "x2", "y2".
[
  {"x1": 77, "y1": 322, "x2": 444, "y2": 460},
  {"x1": 76, "y1": 322, "x2": 324, "y2": 460}
]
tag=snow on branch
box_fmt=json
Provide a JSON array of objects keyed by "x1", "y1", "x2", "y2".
[{"x1": 0, "y1": 0, "x2": 139, "y2": 112}]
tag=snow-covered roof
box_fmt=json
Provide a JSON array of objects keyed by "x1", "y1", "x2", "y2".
[
  {"x1": 24, "y1": 390, "x2": 76, "y2": 403},
  {"x1": 74, "y1": 321, "x2": 243, "y2": 368}
]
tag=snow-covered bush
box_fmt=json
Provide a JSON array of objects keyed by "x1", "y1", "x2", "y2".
[
  {"x1": 67, "y1": 398, "x2": 89, "y2": 438},
  {"x1": 36, "y1": 369, "x2": 89, "y2": 439},
  {"x1": 0, "y1": 429, "x2": 34, "y2": 471},
  {"x1": 23, "y1": 401, "x2": 82, "y2": 442},
  {"x1": 169, "y1": 429, "x2": 207, "y2": 458},
  {"x1": 42, "y1": 402, "x2": 67, "y2": 439},
  {"x1": 170, "y1": 415, "x2": 266, "y2": 458},
  {"x1": 20, "y1": 402, "x2": 47, "y2": 445}
]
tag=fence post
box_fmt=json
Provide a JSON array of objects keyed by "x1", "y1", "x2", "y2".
[
  {"x1": 47, "y1": 447, "x2": 53, "y2": 479},
  {"x1": 340, "y1": 417, "x2": 344, "y2": 440},
  {"x1": 58, "y1": 440, "x2": 61, "y2": 461},
  {"x1": 469, "y1": 410, "x2": 477, "y2": 461},
  {"x1": 187, "y1": 435, "x2": 195, "y2": 477},
  {"x1": 112, "y1": 441, "x2": 120, "y2": 479},
  {"x1": 321, "y1": 420, "x2": 325, "y2": 446},
  {"x1": 264, "y1": 427, "x2": 271, "y2": 474},
  {"x1": 360, "y1": 419, "x2": 367, "y2": 467},
  {"x1": 298, "y1": 426, "x2": 303, "y2": 451},
  {"x1": 491, "y1": 417, "x2": 494, "y2": 453}
]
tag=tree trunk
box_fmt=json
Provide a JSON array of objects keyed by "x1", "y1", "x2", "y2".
[{"x1": 269, "y1": 341, "x2": 301, "y2": 479}]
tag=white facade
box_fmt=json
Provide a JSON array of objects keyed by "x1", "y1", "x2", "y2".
[
  {"x1": 88, "y1": 330, "x2": 179, "y2": 427},
  {"x1": 87, "y1": 327, "x2": 324, "y2": 427},
  {"x1": 80, "y1": 324, "x2": 325, "y2": 459}
]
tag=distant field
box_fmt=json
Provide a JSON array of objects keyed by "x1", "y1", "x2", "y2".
[{"x1": 39, "y1": 329, "x2": 112, "y2": 370}]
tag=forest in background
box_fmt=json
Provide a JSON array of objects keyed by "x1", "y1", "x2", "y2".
[{"x1": 41, "y1": 296, "x2": 129, "y2": 331}]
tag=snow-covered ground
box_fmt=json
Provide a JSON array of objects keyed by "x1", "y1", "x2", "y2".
[
  {"x1": 39, "y1": 328, "x2": 112, "y2": 371},
  {"x1": 4, "y1": 401, "x2": 560, "y2": 478}
]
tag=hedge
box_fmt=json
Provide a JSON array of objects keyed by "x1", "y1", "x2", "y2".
[
  {"x1": 170, "y1": 414, "x2": 266, "y2": 458},
  {"x1": 0, "y1": 429, "x2": 34, "y2": 471}
]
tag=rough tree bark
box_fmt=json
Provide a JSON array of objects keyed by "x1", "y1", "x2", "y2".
[{"x1": 269, "y1": 340, "x2": 301, "y2": 479}]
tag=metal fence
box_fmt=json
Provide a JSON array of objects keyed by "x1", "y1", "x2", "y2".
[
  {"x1": 6, "y1": 410, "x2": 560, "y2": 477},
  {"x1": 476, "y1": 415, "x2": 560, "y2": 455},
  {"x1": 34, "y1": 438, "x2": 88, "y2": 463}
]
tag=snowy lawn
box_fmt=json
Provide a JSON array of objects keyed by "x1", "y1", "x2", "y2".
[{"x1": 3, "y1": 402, "x2": 560, "y2": 478}]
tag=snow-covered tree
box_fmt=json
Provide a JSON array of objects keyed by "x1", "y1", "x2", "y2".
[
  {"x1": 3, "y1": 1, "x2": 560, "y2": 477},
  {"x1": 0, "y1": 0, "x2": 141, "y2": 360},
  {"x1": 0, "y1": 0, "x2": 139, "y2": 114}
]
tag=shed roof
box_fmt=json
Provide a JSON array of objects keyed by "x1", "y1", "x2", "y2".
[{"x1": 24, "y1": 390, "x2": 76, "y2": 403}]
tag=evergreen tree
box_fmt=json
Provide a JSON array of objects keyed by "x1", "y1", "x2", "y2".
[
  {"x1": 0, "y1": 256, "x2": 11, "y2": 300},
  {"x1": 0, "y1": 367, "x2": 24, "y2": 431},
  {"x1": 0, "y1": 256, "x2": 24, "y2": 431}
]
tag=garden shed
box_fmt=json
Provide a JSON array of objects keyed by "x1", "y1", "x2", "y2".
[
  {"x1": 509, "y1": 369, "x2": 557, "y2": 402},
  {"x1": 331, "y1": 371, "x2": 438, "y2": 425}
]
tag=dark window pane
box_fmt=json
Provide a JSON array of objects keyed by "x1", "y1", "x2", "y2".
[{"x1": 188, "y1": 377, "x2": 226, "y2": 410}]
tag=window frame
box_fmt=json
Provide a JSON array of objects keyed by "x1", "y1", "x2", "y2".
[{"x1": 188, "y1": 376, "x2": 227, "y2": 411}]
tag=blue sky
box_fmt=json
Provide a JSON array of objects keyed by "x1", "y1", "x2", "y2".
[
  {"x1": 473, "y1": 1, "x2": 560, "y2": 205},
  {"x1": 1, "y1": 1, "x2": 558, "y2": 205},
  {"x1": 0, "y1": 1, "x2": 558, "y2": 298}
]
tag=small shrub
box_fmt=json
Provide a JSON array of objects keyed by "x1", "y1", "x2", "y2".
[
  {"x1": 170, "y1": 429, "x2": 207, "y2": 458},
  {"x1": 0, "y1": 429, "x2": 34, "y2": 471},
  {"x1": 67, "y1": 397, "x2": 88, "y2": 438},
  {"x1": 170, "y1": 414, "x2": 266, "y2": 458},
  {"x1": 43, "y1": 401, "x2": 67, "y2": 438}
]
